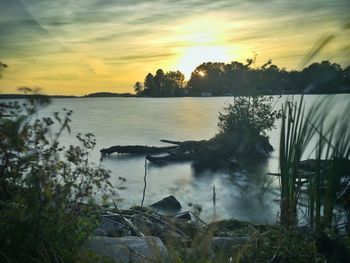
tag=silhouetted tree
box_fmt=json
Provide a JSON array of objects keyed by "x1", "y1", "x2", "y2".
[
  {"x1": 143, "y1": 73, "x2": 155, "y2": 96},
  {"x1": 152, "y1": 69, "x2": 165, "y2": 96},
  {"x1": 138, "y1": 69, "x2": 187, "y2": 97},
  {"x1": 301, "y1": 61, "x2": 343, "y2": 93},
  {"x1": 260, "y1": 63, "x2": 283, "y2": 94},
  {"x1": 189, "y1": 62, "x2": 226, "y2": 95},
  {"x1": 343, "y1": 66, "x2": 350, "y2": 87},
  {"x1": 164, "y1": 70, "x2": 186, "y2": 96},
  {"x1": 136, "y1": 59, "x2": 347, "y2": 96},
  {"x1": 223, "y1": 61, "x2": 250, "y2": 95},
  {"x1": 133, "y1": 81, "x2": 144, "y2": 95}
]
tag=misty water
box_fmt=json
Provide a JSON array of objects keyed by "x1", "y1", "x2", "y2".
[{"x1": 35, "y1": 94, "x2": 349, "y2": 224}]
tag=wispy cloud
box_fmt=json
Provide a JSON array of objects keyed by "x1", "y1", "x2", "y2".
[{"x1": 0, "y1": 0, "x2": 349, "y2": 94}]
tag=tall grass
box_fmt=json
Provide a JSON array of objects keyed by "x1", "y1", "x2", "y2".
[{"x1": 279, "y1": 95, "x2": 350, "y2": 229}]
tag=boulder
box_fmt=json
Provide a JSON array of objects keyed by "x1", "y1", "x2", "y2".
[
  {"x1": 93, "y1": 216, "x2": 127, "y2": 237},
  {"x1": 149, "y1": 195, "x2": 182, "y2": 212},
  {"x1": 93, "y1": 228, "x2": 107, "y2": 237},
  {"x1": 86, "y1": 236, "x2": 168, "y2": 263}
]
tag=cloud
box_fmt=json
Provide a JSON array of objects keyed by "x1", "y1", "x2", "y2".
[
  {"x1": 0, "y1": 0, "x2": 349, "y2": 94},
  {"x1": 119, "y1": 52, "x2": 177, "y2": 62}
]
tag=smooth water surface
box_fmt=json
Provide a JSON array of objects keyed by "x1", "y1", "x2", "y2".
[{"x1": 33, "y1": 95, "x2": 349, "y2": 223}]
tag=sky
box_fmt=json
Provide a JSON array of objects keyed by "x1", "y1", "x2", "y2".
[{"x1": 0, "y1": 0, "x2": 349, "y2": 95}]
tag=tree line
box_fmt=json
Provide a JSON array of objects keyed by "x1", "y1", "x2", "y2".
[
  {"x1": 134, "y1": 60, "x2": 350, "y2": 96},
  {"x1": 134, "y1": 69, "x2": 186, "y2": 97}
]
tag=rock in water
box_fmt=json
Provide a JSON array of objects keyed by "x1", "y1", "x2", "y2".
[
  {"x1": 149, "y1": 195, "x2": 182, "y2": 212},
  {"x1": 86, "y1": 236, "x2": 168, "y2": 263}
]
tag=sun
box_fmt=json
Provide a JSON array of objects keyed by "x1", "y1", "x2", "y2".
[
  {"x1": 176, "y1": 45, "x2": 230, "y2": 79},
  {"x1": 168, "y1": 16, "x2": 234, "y2": 79},
  {"x1": 198, "y1": 70, "x2": 206, "y2": 77},
  {"x1": 168, "y1": 16, "x2": 247, "y2": 79}
]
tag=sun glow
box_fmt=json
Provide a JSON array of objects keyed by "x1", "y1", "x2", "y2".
[
  {"x1": 176, "y1": 45, "x2": 230, "y2": 79},
  {"x1": 171, "y1": 17, "x2": 235, "y2": 79},
  {"x1": 198, "y1": 70, "x2": 206, "y2": 77}
]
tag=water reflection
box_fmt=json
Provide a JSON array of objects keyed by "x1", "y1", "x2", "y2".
[{"x1": 31, "y1": 95, "x2": 349, "y2": 223}]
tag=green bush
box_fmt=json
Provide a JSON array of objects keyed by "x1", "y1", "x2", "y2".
[
  {"x1": 0, "y1": 92, "x2": 112, "y2": 262},
  {"x1": 218, "y1": 96, "x2": 281, "y2": 137}
]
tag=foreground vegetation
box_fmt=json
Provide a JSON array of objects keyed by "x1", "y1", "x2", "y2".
[
  {"x1": 279, "y1": 96, "x2": 350, "y2": 229},
  {"x1": 0, "y1": 90, "x2": 113, "y2": 262}
]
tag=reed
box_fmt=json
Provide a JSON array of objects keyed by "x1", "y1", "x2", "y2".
[{"x1": 279, "y1": 95, "x2": 350, "y2": 229}]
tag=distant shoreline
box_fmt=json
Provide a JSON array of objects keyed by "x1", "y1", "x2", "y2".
[
  {"x1": 0, "y1": 92, "x2": 135, "y2": 99},
  {"x1": 1, "y1": 91, "x2": 349, "y2": 100}
]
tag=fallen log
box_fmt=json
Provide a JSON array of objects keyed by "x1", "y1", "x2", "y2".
[
  {"x1": 170, "y1": 140, "x2": 208, "y2": 154},
  {"x1": 100, "y1": 145, "x2": 177, "y2": 155},
  {"x1": 146, "y1": 152, "x2": 196, "y2": 162},
  {"x1": 101, "y1": 134, "x2": 275, "y2": 167}
]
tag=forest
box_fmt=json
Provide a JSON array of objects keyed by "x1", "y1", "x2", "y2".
[{"x1": 134, "y1": 60, "x2": 350, "y2": 96}]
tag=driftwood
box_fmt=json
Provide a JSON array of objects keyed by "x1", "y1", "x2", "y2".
[
  {"x1": 100, "y1": 145, "x2": 177, "y2": 155},
  {"x1": 98, "y1": 206, "x2": 205, "y2": 243},
  {"x1": 149, "y1": 140, "x2": 214, "y2": 164},
  {"x1": 146, "y1": 153, "x2": 196, "y2": 162},
  {"x1": 112, "y1": 200, "x2": 145, "y2": 237},
  {"x1": 101, "y1": 134, "x2": 274, "y2": 167},
  {"x1": 101, "y1": 139, "x2": 211, "y2": 162}
]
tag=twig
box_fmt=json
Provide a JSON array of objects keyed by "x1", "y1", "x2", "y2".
[
  {"x1": 142, "y1": 212, "x2": 168, "y2": 225},
  {"x1": 142, "y1": 213, "x2": 190, "y2": 239},
  {"x1": 176, "y1": 211, "x2": 208, "y2": 226},
  {"x1": 141, "y1": 157, "x2": 148, "y2": 208},
  {"x1": 112, "y1": 200, "x2": 145, "y2": 237},
  {"x1": 267, "y1": 244, "x2": 281, "y2": 263},
  {"x1": 267, "y1": 172, "x2": 281, "y2": 176},
  {"x1": 213, "y1": 185, "x2": 216, "y2": 206}
]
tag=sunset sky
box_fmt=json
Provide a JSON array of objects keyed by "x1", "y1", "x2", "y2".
[{"x1": 0, "y1": 0, "x2": 349, "y2": 95}]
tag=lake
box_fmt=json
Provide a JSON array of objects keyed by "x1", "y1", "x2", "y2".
[{"x1": 32, "y1": 94, "x2": 349, "y2": 224}]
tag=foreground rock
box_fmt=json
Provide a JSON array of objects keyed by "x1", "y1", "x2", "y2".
[
  {"x1": 88, "y1": 214, "x2": 341, "y2": 262},
  {"x1": 93, "y1": 216, "x2": 125, "y2": 237},
  {"x1": 92, "y1": 195, "x2": 203, "y2": 242},
  {"x1": 86, "y1": 236, "x2": 168, "y2": 263},
  {"x1": 149, "y1": 195, "x2": 182, "y2": 213}
]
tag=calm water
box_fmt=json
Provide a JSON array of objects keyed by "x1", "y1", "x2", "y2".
[{"x1": 32, "y1": 95, "x2": 349, "y2": 223}]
